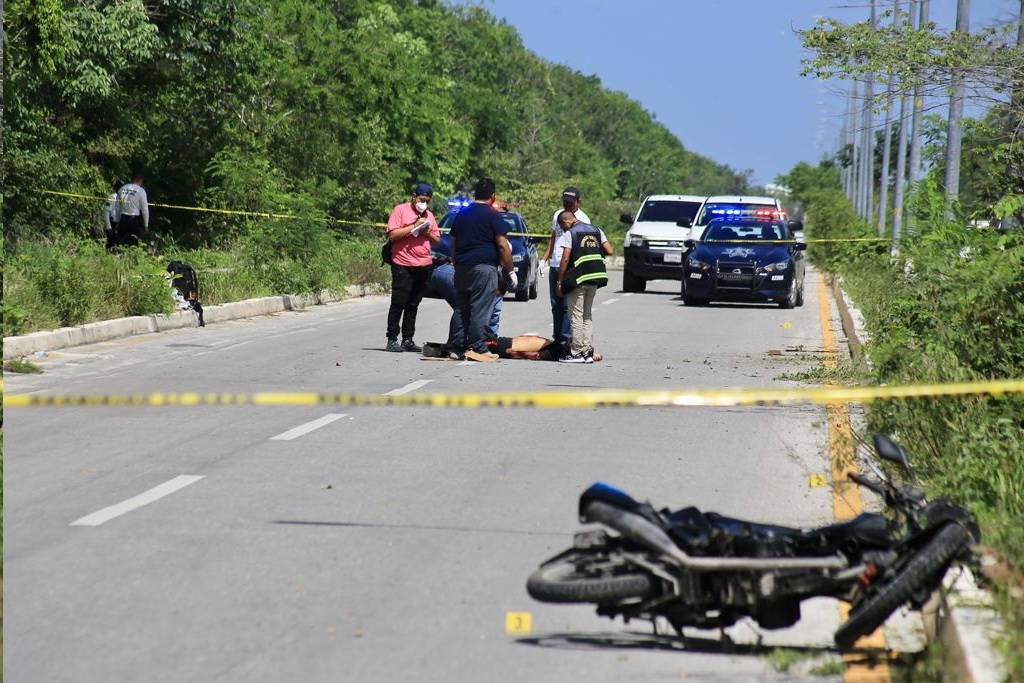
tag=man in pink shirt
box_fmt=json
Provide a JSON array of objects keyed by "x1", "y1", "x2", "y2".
[{"x1": 385, "y1": 182, "x2": 441, "y2": 352}]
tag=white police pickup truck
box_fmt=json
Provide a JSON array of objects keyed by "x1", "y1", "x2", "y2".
[{"x1": 619, "y1": 194, "x2": 705, "y2": 293}]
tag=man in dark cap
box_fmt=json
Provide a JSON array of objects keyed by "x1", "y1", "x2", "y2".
[
  {"x1": 384, "y1": 182, "x2": 440, "y2": 352},
  {"x1": 448, "y1": 177, "x2": 514, "y2": 362},
  {"x1": 540, "y1": 186, "x2": 590, "y2": 343}
]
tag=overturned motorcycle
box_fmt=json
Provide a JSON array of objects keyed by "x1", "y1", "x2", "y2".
[{"x1": 526, "y1": 434, "x2": 980, "y2": 649}]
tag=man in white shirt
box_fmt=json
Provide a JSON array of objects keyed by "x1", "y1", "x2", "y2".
[
  {"x1": 114, "y1": 172, "x2": 149, "y2": 248},
  {"x1": 540, "y1": 186, "x2": 590, "y2": 343}
]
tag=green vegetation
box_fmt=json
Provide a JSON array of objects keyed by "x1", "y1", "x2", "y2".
[
  {"x1": 778, "y1": 162, "x2": 1024, "y2": 680},
  {"x1": 3, "y1": 359, "x2": 43, "y2": 374},
  {"x1": 3, "y1": 0, "x2": 755, "y2": 337}
]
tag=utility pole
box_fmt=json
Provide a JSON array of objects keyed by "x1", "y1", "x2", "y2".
[
  {"x1": 876, "y1": 0, "x2": 898, "y2": 237},
  {"x1": 943, "y1": 0, "x2": 970, "y2": 215},
  {"x1": 848, "y1": 80, "x2": 861, "y2": 205},
  {"x1": 892, "y1": 0, "x2": 912, "y2": 246},
  {"x1": 906, "y1": 0, "x2": 929, "y2": 235},
  {"x1": 859, "y1": 0, "x2": 878, "y2": 221}
]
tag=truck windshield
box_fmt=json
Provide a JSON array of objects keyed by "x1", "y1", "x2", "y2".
[{"x1": 637, "y1": 200, "x2": 701, "y2": 223}]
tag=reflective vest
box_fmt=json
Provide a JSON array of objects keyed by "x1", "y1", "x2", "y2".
[{"x1": 562, "y1": 223, "x2": 608, "y2": 291}]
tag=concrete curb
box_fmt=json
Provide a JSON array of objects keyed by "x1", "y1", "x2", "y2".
[
  {"x1": 2, "y1": 283, "x2": 385, "y2": 360},
  {"x1": 828, "y1": 274, "x2": 1007, "y2": 682}
]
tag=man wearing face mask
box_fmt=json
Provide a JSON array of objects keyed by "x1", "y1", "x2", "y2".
[{"x1": 384, "y1": 182, "x2": 440, "y2": 352}]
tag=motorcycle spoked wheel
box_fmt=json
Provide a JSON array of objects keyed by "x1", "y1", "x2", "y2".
[
  {"x1": 526, "y1": 550, "x2": 659, "y2": 604},
  {"x1": 834, "y1": 522, "x2": 971, "y2": 650}
]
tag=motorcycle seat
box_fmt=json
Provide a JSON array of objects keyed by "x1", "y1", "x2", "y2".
[{"x1": 803, "y1": 512, "x2": 891, "y2": 548}]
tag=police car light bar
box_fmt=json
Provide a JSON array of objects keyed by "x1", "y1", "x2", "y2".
[{"x1": 709, "y1": 208, "x2": 786, "y2": 220}]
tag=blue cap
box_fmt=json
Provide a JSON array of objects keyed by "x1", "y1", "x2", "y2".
[{"x1": 413, "y1": 182, "x2": 433, "y2": 197}]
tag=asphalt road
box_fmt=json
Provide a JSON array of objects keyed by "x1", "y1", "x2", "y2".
[{"x1": 5, "y1": 269, "x2": 853, "y2": 682}]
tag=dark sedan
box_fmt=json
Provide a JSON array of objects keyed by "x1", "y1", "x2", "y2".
[
  {"x1": 436, "y1": 206, "x2": 540, "y2": 301},
  {"x1": 680, "y1": 218, "x2": 807, "y2": 308}
]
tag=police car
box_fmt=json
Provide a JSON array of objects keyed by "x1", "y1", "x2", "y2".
[
  {"x1": 687, "y1": 195, "x2": 787, "y2": 240},
  {"x1": 680, "y1": 210, "x2": 807, "y2": 308}
]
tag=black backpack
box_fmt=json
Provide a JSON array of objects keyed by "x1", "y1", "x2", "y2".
[
  {"x1": 167, "y1": 261, "x2": 205, "y2": 327},
  {"x1": 381, "y1": 236, "x2": 393, "y2": 266}
]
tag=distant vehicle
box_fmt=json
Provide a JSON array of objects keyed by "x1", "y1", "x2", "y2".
[
  {"x1": 688, "y1": 195, "x2": 787, "y2": 240},
  {"x1": 435, "y1": 200, "x2": 540, "y2": 301},
  {"x1": 619, "y1": 194, "x2": 706, "y2": 292},
  {"x1": 680, "y1": 213, "x2": 807, "y2": 308}
]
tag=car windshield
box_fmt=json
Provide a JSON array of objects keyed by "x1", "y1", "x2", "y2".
[
  {"x1": 501, "y1": 213, "x2": 528, "y2": 238},
  {"x1": 704, "y1": 220, "x2": 789, "y2": 242},
  {"x1": 442, "y1": 211, "x2": 527, "y2": 237},
  {"x1": 637, "y1": 200, "x2": 701, "y2": 223},
  {"x1": 696, "y1": 203, "x2": 781, "y2": 226}
]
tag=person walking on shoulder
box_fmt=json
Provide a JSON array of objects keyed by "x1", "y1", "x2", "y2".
[
  {"x1": 541, "y1": 186, "x2": 590, "y2": 343},
  {"x1": 385, "y1": 182, "x2": 440, "y2": 352},
  {"x1": 555, "y1": 210, "x2": 613, "y2": 363},
  {"x1": 449, "y1": 177, "x2": 514, "y2": 362},
  {"x1": 103, "y1": 180, "x2": 123, "y2": 253},
  {"x1": 114, "y1": 172, "x2": 149, "y2": 249}
]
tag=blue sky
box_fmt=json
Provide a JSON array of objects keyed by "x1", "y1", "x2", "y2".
[{"x1": 462, "y1": 0, "x2": 1020, "y2": 188}]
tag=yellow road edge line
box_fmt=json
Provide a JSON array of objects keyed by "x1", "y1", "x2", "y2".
[{"x1": 818, "y1": 274, "x2": 891, "y2": 682}]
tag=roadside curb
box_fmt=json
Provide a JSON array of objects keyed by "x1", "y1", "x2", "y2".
[
  {"x1": 828, "y1": 275, "x2": 1007, "y2": 682},
  {"x1": 2, "y1": 283, "x2": 385, "y2": 361}
]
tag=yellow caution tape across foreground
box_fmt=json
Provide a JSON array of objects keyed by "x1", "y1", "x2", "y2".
[{"x1": 4, "y1": 378, "x2": 1024, "y2": 409}]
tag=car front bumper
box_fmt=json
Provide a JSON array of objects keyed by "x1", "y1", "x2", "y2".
[
  {"x1": 683, "y1": 267, "x2": 795, "y2": 302},
  {"x1": 623, "y1": 246, "x2": 683, "y2": 280}
]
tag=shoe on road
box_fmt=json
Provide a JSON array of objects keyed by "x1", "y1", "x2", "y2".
[{"x1": 464, "y1": 349, "x2": 498, "y2": 363}]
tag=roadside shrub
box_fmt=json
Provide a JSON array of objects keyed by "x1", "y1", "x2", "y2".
[
  {"x1": 100, "y1": 247, "x2": 175, "y2": 317},
  {"x1": 800, "y1": 176, "x2": 1024, "y2": 676},
  {"x1": 35, "y1": 239, "x2": 96, "y2": 326}
]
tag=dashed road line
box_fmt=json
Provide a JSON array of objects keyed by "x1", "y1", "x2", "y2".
[
  {"x1": 70, "y1": 475, "x2": 204, "y2": 527},
  {"x1": 385, "y1": 380, "x2": 433, "y2": 395},
  {"x1": 270, "y1": 413, "x2": 348, "y2": 441}
]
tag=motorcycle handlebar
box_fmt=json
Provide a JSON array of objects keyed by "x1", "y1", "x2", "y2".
[{"x1": 849, "y1": 472, "x2": 887, "y2": 497}]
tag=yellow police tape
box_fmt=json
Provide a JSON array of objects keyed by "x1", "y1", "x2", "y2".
[
  {"x1": 42, "y1": 190, "x2": 386, "y2": 228},
  {"x1": 43, "y1": 189, "x2": 887, "y2": 242},
  {"x1": 4, "y1": 378, "x2": 1023, "y2": 409}
]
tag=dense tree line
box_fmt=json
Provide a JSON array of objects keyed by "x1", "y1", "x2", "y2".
[{"x1": 3, "y1": 0, "x2": 752, "y2": 249}]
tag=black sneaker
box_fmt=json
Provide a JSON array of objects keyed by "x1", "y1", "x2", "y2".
[
  {"x1": 558, "y1": 353, "x2": 586, "y2": 364},
  {"x1": 386, "y1": 338, "x2": 403, "y2": 352},
  {"x1": 401, "y1": 339, "x2": 422, "y2": 353}
]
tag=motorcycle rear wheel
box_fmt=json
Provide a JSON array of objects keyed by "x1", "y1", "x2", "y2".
[
  {"x1": 834, "y1": 522, "x2": 971, "y2": 650},
  {"x1": 526, "y1": 550, "x2": 658, "y2": 604}
]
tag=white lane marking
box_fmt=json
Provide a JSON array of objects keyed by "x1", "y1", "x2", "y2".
[
  {"x1": 70, "y1": 475, "x2": 204, "y2": 527},
  {"x1": 385, "y1": 380, "x2": 433, "y2": 396},
  {"x1": 602, "y1": 298, "x2": 619, "y2": 305},
  {"x1": 270, "y1": 413, "x2": 348, "y2": 441}
]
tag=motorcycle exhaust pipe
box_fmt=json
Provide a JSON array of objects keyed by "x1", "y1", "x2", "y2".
[{"x1": 584, "y1": 501, "x2": 847, "y2": 571}]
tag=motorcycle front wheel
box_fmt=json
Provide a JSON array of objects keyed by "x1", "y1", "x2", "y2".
[
  {"x1": 526, "y1": 550, "x2": 659, "y2": 604},
  {"x1": 834, "y1": 522, "x2": 971, "y2": 650}
]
